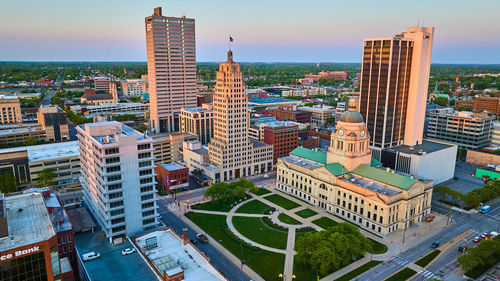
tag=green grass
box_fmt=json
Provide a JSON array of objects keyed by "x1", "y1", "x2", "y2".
[
  {"x1": 312, "y1": 217, "x2": 338, "y2": 229},
  {"x1": 235, "y1": 200, "x2": 274, "y2": 214},
  {"x1": 232, "y1": 216, "x2": 288, "y2": 249},
  {"x1": 385, "y1": 267, "x2": 416, "y2": 281},
  {"x1": 369, "y1": 238, "x2": 388, "y2": 254},
  {"x1": 415, "y1": 250, "x2": 441, "y2": 267},
  {"x1": 295, "y1": 208, "x2": 318, "y2": 218},
  {"x1": 331, "y1": 213, "x2": 383, "y2": 238},
  {"x1": 263, "y1": 194, "x2": 301, "y2": 210},
  {"x1": 185, "y1": 212, "x2": 285, "y2": 281},
  {"x1": 334, "y1": 260, "x2": 383, "y2": 281},
  {"x1": 278, "y1": 213, "x2": 302, "y2": 225},
  {"x1": 191, "y1": 196, "x2": 249, "y2": 212},
  {"x1": 252, "y1": 187, "x2": 272, "y2": 196},
  {"x1": 293, "y1": 259, "x2": 329, "y2": 281}
]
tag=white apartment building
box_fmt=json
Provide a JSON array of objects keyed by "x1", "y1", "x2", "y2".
[
  {"x1": 71, "y1": 103, "x2": 149, "y2": 115},
  {"x1": 77, "y1": 121, "x2": 158, "y2": 244}
]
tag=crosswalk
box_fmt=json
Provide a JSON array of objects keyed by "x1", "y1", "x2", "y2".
[
  {"x1": 417, "y1": 269, "x2": 440, "y2": 280},
  {"x1": 391, "y1": 257, "x2": 410, "y2": 266}
]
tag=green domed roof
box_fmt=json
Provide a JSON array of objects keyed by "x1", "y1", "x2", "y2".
[{"x1": 340, "y1": 110, "x2": 364, "y2": 123}]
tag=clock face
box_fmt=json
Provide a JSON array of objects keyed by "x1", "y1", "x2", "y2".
[
  {"x1": 338, "y1": 129, "x2": 344, "y2": 136},
  {"x1": 360, "y1": 130, "x2": 365, "y2": 137}
]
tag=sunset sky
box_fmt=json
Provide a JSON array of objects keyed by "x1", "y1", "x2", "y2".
[{"x1": 1, "y1": 0, "x2": 499, "y2": 63}]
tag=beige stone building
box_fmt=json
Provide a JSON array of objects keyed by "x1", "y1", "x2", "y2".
[
  {"x1": 276, "y1": 106, "x2": 433, "y2": 235},
  {"x1": 0, "y1": 95, "x2": 22, "y2": 124},
  {"x1": 179, "y1": 103, "x2": 213, "y2": 145},
  {"x1": 183, "y1": 50, "x2": 273, "y2": 182}
]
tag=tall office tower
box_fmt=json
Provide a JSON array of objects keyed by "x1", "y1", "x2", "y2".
[
  {"x1": 359, "y1": 27, "x2": 434, "y2": 148},
  {"x1": 145, "y1": 7, "x2": 197, "y2": 133},
  {"x1": 77, "y1": 121, "x2": 157, "y2": 244},
  {"x1": 208, "y1": 50, "x2": 252, "y2": 180}
]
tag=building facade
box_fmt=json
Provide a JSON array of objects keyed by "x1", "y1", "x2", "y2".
[
  {"x1": 77, "y1": 121, "x2": 158, "y2": 244},
  {"x1": 262, "y1": 121, "x2": 299, "y2": 163},
  {"x1": 298, "y1": 106, "x2": 334, "y2": 128},
  {"x1": 276, "y1": 109, "x2": 433, "y2": 235},
  {"x1": 122, "y1": 79, "x2": 145, "y2": 97},
  {"x1": 179, "y1": 104, "x2": 214, "y2": 145},
  {"x1": 94, "y1": 76, "x2": 110, "y2": 92},
  {"x1": 427, "y1": 109, "x2": 494, "y2": 149},
  {"x1": 71, "y1": 102, "x2": 149, "y2": 115},
  {"x1": 273, "y1": 106, "x2": 312, "y2": 123},
  {"x1": 146, "y1": 7, "x2": 197, "y2": 133},
  {"x1": 183, "y1": 51, "x2": 273, "y2": 182},
  {"x1": 360, "y1": 27, "x2": 434, "y2": 148},
  {"x1": 473, "y1": 96, "x2": 500, "y2": 115},
  {"x1": 0, "y1": 95, "x2": 22, "y2": 124},
  {"x1": 155, "y1": 162, "x2": 189, "y2": 193},
  {"x1": 37, "y1": 106, "x2": 69, "y2": 142}
]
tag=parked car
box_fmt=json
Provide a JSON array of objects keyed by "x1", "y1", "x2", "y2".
[
  {"x1": 121, "y1": 248, "x2": 136, "y2": 256},
  {"x1": 458, "y1": 246, "x2": 467, "y2": 253},
  {"x1": 431, "y1": 242, "x2": 440, "y2": 248},
  {"x1": 481, "y1": 232, "x2": 489, "y2": 238},
  {"x1": 473, "y1": 236, "x2": 482, "y2": 242},
  {"x1": 425, "y1": 216, "x2": 435, "y2": 223},
  {"x1": 197, "y1": 233, "x2": 208, "y2": 244},
  {"x1": 82, "y1": 252, "x2": 100, "y2": 261},
  {"x1": 190, "y1": 238, "x2": 198, "y2": 244}
]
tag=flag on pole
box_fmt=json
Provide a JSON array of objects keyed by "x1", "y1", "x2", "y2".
[{"x1": 229, "y1": 36, "x2": 233, "y2": 42}]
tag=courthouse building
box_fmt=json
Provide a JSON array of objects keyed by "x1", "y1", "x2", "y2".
[{"x1": 276, "y1": 108, "x2": 434, "y2": 235}]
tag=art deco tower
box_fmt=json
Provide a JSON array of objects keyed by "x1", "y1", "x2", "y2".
[
  {"x1": 145, "y1": 7, "x2": 197, "y2": 133},
  {"x1": 208, "y1": 50, "x2": 252, "y2": 179},
  {"x1": 359, "y1": 27, "x2": 434, "y2": 149}
]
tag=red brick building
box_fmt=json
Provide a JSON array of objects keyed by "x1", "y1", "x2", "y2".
[
  {"x1": 263, "y1": 122, "x2": 299, "y2": 163},
  {"x1": 155, "y1": 162, "x2": 189, "y2": 193},
  {"x1": 272, "y1": 106, "x2": 312, "y2": 123},
  {"x1": 473, "y1": 96, "x2": 500, "y2": 115}
]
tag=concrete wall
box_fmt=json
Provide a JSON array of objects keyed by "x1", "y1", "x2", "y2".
[{"x1": 409, "y1": 144, "x2": 457, "y2": 184}]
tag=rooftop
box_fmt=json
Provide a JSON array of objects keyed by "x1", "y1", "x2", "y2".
[
  {"x1": 182, "y1": 106, "x2": 213, "y2": 113},
  {"x1": 290, "y1": 146, "x2": 327, "y2": 164},
  {"x1": 27, "y1": 141, "x2": 79, "y2": 162},
  {"x1": 248, "y1": 97, "x2": 299, "y2": 105},
  {"x1": 281, "y1": 155, "x2": 323, "y2": 170},
  {"x1": 134, "y1": 228, "x2": 226, "y2": 281},
  {"x1": 352, "y1": 165, "x2": 416, "y2": 190},
  {"x1": 158, "y1": 162, "x2": 187, "y2": 172},
  {"x1": 299, "y1": 106, "x2": 334, "y2": 112},
  {"x1": 83, "y1": 94, "x2": 114, "y2": 101},
  {"x1": 385, "y1": 139, "x2": 455, "y2": 155},
  {"x1": 340, "y1": 174, "x2": 401, "y2": 197},
  {"x1": 0, "y1": 193, "x2": 56, "y2": 252},
  {"x1": 0, "y1": 125, "x2": 44, "y2": 136},
  {"x1": 250, "y1": 139, "x2": 270, "y2": 148},
  {"x1": 262, "y1": 121, "x2": 299, "y2": 128}
]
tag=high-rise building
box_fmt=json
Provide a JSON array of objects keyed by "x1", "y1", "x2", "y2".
[
  {"x1": 94, "y1": 76, "x2": 110, "y2": 93},
  {"x1": 0, "y1": 95, "x2": 22, "y2": 124},
  {"x1": 77, "y1": 121, "x2": 158, "y2": 243},
  {"x1": 359, "y1": 27, "x2": 434, "y2": 148},
  {"x1": 183, "y1": 51, "x2": 273, "y2": 182},
  {"x1": 145, "y1": 7, "x2": 197, "y2": 133},
  {"x1": 179, "y1": 103, "x2": 214, "y2": 145}
]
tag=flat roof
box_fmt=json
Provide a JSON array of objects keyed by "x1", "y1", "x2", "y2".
[
  {"x1": 299, "y1": 106, "x2": 334, "y2": 112},
  {"x1": 158, "y1": 162, "x2": 187, "y2": 171},
  {"x1": 281, "y1": 155, "x2": 323, "y2": 170},
  {"x1": 182, "y1": 107, "x2": 213, "y2": 113},
  {"x1": 134, "y1": 229, "x2": 226, "y2": 281},
  {"x1": 385, "y1": 139, "x2": 455, "y2": 155},
  {"x1": 248, "y1": 97, "x2": 299, "y2": 104},
  {"x1": 74, "y1": 225, "x2": 157, "y2": 281},
  {"x1": 0, "y1": 126, "x2": 44, "y2": 136},
  {"x1": 263, "y1": 121, "x2": 298, "y2": 128},
  {"x1": 27, "y1": 141, "x2": 79, "y2": 162},
  {"x1": 250, "y1": 139, "x2": 269, "y2": 148},
  {"x1": 65, "y1": 207, "x2": 95, "y2": 233},
  {"x1": 0, "y1": 193, "x2": 56, "y2": 252},
  {"x1": 340, "y1": 174, "x2": 401, "y2": 197}
]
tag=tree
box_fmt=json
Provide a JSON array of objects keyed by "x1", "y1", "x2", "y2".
[
  {"x1": 25, "y1": 137, "x2": 37, "y2": 146},
  {"x1": 433, "y1": 185, "x2": 451, "y2": 201},
  {"x1": 325, "y1": 117, "x2": 336, "y2": 125},
  {"x1": 295, "y1": 223, "x2": 371, "y2": 275},
  {"x1": 462, "y1": 193, "x2": 481, "y2": 209},
  {"x1": 434, "y1": 96, "x2": 448, "y2": 106},
  {"x1": 204, "y1": 178, "x2": 257, "y2": 204},
  {"x1": 0, "y1": 173, "x2": 18, "y2": 194},
  {"x1": 37, "y1": 169, "x2": 55, "y2": 187}
]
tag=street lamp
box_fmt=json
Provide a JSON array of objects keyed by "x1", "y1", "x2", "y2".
[{"x1": 278, "y1": 273, "x2": 296, "y2": 281}]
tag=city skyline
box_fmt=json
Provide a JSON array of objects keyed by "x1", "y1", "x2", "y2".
[{"x1": 1, "y1": 0, "x2": 500, "y2": 63}]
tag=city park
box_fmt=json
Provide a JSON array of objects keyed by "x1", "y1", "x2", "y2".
[{"x1": 182, "y1": 178, "x2": 388, "y2": 281}]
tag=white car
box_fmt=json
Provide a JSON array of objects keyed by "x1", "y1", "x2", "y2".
[
  {"x1": 82, "y1": 252, "x2": 100, "y2": 261},
  {"x1": 121, "y1": 248, "x2": 136, "y2": 256}
]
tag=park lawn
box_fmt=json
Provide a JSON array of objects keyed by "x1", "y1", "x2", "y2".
[
  {"x1": 293, "y1": 259, "x2": 328, "y2": 281},
  {"x1": 185, "y1": 212, "x2": 285, "y2": 281},
  {"x1": 334, "y1": 260, "x2": 383, "y2": 281},
  {"x1": 252, "y1": 187, "x2": 272, "y2": 196},
  {"x1": 278, "y1": 213, "x2": 302, "y2": 225},
  {"x1": 263, "y1": 194, "x2": 301, "y2": 210},
  {"x1": 295, "y1": 228, "x2": 316, "y2": 244},
  {"x1": 385, "y1": 267, "x2": 416, "y2": 281},
  {"x1": 191, "y1": 196, "x2": 249, "y2": 212},
  {"x1": 369, "y1": 238, "x2": 388, "y2": 254},
  {"x1": 415, "y1": 250, "x2": 441, "y2": 267},
  {"x1": 235, "y1": 199, "x2": 273, "y2": 214},
  {"x1": 295, "y1": 208, "x2": 318, "y2": 218},
  {"x1": 233, "y1": 216, "x2": 288, "y2": 249},
  {"x1": 312, "y1": 217, "x2": 338, "y2": 229}
]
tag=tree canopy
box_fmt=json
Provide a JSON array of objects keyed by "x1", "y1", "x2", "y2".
[
  {"x1": 457, "y1": 238, "x2": 500, "y2": 278},
  {"x1": 37, "y1": 169, "x2": 56, "y2": 188},
  {"x1": 0, "y1": 173, "x2": 18, "y2": 194},
  {"x1": 204, "y1": 178, "x2": 257, "y2": 204},
  {"x1": 295, "y1": 223, "x2": 372, "y2": 275}
]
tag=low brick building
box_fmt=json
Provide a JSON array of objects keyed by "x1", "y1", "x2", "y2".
[
  {"x1": 473, "y1": 96, "x2": 500, "y2": 115},
  {"x1": 155, "y1": 162, "x2": 189, "y2": 193},
  {"x1": 272, "y1": 106, "x2": 312, "y2": 123}
]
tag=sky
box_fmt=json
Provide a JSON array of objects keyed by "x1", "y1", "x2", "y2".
[{"x1": 1, "y1": 0, "x2": 499, "y2": 63}]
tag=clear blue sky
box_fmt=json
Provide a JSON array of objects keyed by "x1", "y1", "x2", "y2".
[{"x1": 1, "y1": 0, "x2": 499, "y2": 63}]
